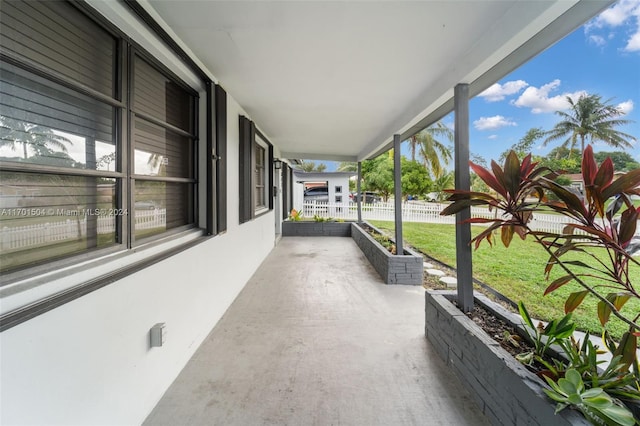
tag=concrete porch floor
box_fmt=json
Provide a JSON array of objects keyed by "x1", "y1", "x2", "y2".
[{"x1": 144, "y1": 237, "x2": 489, "y2": 425}]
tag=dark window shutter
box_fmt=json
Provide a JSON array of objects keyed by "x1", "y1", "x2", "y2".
[
  {"x1": 282, "y1": 163, "x2": 289, "y2": 220},
  {"x1": 213, "y1": 84, "x2": 227, "y2": 233},
  {"x1": 238, "y1": 116, "x2": 253, "y2": 223},
  {"x1": 288, "y1": 167, "x2": 294, "y2": 216},
  {"x1": 268, "y1": 144, "x2": 274, "y2": 210}
]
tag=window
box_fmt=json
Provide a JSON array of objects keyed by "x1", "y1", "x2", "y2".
[
  {"x1": 238, "y1": 116, "x2": 273, "y2": 223},
  {"x1": 254, "y1": 139, "x2": 267, "y2": 211},
  {"x1": 0, "y1": 1, "x2": 199, "y2": 276},
  {"x1": 131, "y1": 54, "x2": 197, "y2": 240}
]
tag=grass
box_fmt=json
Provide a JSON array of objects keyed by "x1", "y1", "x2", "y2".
[{"x1": 370, "y1": 220, "x2": 640, "y2": 340}]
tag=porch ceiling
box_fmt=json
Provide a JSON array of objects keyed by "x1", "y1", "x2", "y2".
[{"x1": 145, "y1": 0, "x2": 611, "y2": 161}]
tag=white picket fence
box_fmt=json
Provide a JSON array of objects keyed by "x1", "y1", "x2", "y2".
[
  {"x1": 4, "y1": 202, "x2": 635, "y2": 251},
  {"x1": 1, "y1": 209, "x2": 166, "y2": 250},
  {"x1": 301, "y1": 200, "x2": 629, "y2": 235}
]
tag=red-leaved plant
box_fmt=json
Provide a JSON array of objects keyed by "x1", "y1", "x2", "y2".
[{"x1": 441, "y1": 145, "x2": 640, "y2": 367}]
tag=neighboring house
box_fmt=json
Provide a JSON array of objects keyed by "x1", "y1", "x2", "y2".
[
  {"x1": 563, "y1": 173, "x2": 585, "y2": 194},
  {"x1": 293, "y1": 171, "x2": 355, "y2": 212},
  {"x1": 0, "y1": 1, "x2": 610, "y2": 424}
]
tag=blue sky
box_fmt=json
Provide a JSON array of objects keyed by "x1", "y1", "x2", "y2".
[
  {"x1": 322, "y1": 0, "x2": 640, "y2": 171},
  {"x1": 462, "y1": 0, "x2": 640, "y2": 166}
]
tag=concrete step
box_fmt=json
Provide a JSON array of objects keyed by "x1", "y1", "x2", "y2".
[
  {"x1": 439, "y1": 276, "x2": 457, "y2": 288},
  {"x1": 425, "y1": 268, "x2": 445, "y2": 277}
]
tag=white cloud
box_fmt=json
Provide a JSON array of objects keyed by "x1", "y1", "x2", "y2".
[
  {"x1": 585, "y1": 0, "x2": 640, "y2": 52},
  {"x1": 617, "y1": 99, "x2": 634, "y2": 114},
  {"x1": 625, "y1": 31, "x2": 640, "y2": 52},
  {"x1": 473, "y1": 115, "x2": 517, "y2": 131},
  {"x1": 487, "y1": 134, "x2": 498, "y2": 140},
  {"x1": 478, "y1": 80, "x2": 528, "y2": 102},
  {"x1": 593, "y1": 0, "x2": 640, "y2": 27},
  {"x1": 588, "y1": 35, "x2": 607, "y2": 47},
  {"x1": 512, "y1": 79, "x2": 587, "y2": 114}
]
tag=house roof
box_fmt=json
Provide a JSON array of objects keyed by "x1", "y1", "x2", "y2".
[{"x1": 143, "y1": 0, "x2": 612, "y2": 161}]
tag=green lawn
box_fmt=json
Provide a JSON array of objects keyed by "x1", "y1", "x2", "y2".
[{"x1": 370, "y1": 220, "x2": 640, "y2": 339}]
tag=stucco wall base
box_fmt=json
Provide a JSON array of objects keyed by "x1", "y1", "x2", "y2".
[{"x1": 282, "y1": 221, "x2": 352, "y2": 237}]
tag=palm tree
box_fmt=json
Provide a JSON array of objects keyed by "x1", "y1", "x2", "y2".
[
  {"x1": 337, "y1": 161, "x2": 357, "y2": 172},
  {"x1": 543, "y1": 94, "x2": 635, "y2": 158},
  {"x1": 297, "y1": 160, "x2": 326, "y2": 172},
  {"x1": 0, "y1": 116, "x2": 72, "y2": 159},
  {"x1": 414, "y1": 121, "x2": 453, "y2": 179}
]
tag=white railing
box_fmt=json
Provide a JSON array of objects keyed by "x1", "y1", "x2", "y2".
[
  {"x1": 300, "y1": 200, "x2": 633, "y2": 235},
  {"x1": 1, "y1": 209, "x2": 166, "y2": 250},
  {"x1": 301, "y1": 201, "x2": 497, "y2": 225}
]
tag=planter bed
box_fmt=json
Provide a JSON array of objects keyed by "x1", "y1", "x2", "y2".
[
  {"x1": 282, "y1": 220, "x2": 423, "y2": 285},
  {"x1": 281, "y1": 220, "x2": 352, "y2": 237},
  {"x1": 351, "y1": 222, "x2": 422, "y2": 285},
  {"x1": 425, "y1": 290, "x2": 589, "y2": 426}
]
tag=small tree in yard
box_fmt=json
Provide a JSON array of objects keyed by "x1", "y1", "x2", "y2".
[{"x1": 441, "y1": 145, "x2": 640, "y2": 425}]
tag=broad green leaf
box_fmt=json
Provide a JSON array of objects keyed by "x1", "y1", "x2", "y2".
[
  {"x1": 567, "y1": 394, "x2": 582, "y2": 405},
  {"x1": 491, "y1": 160, "x2": 508, "y2": 198},
  {"x1": 582, "y1": 145, "x2": 597, "y2": 187},
  {"x1": 613, "y1": 332, "x2": 638, "y2": 371},
  {"x1": 518, "y1": 301, "x2": 535, "y2": 330},
  {"x1": 596, "y1": 404, "x2": 636, "y2": 426},
  {"x1": 618, "y1": 208, "x2": 638, "y2": 246},
  {"x1": 543, "y1": 389, "x2": 566, "y2": 403},
  {"x1": 602, "y1": 168, "x2": 640, "y2": 200},
  {"x1": 544, "y1": 181, "x2": 587, "y2": 217},
  {"x1": 597, "y1": 300, "x2": 612, "y2": 327},
  {"x1": 544, "y1": 275, "x2": 573, "y2": 295},
  {"x1": 503, "y1": 151, "x2": 521, "y2": 200},
  {"x1": 565, "y1": 369, "x2": 583, "y2": 391},
  {"x1": 470, "y1": 161, "x2": 507, "y2": 198},
  {"x1": 565, "y1": 291, "x2": 589, "y2": 313},
  {"x1": 611, "y1": 293, "x2": 631, "y2": 312},
  {"x1": 501, "y1": 225, "x2": 514, "y2": 248}
]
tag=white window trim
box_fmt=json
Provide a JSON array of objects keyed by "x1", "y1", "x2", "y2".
[
  {"x1": 0, "y1": 228, "x2": 205, "y2": 318},
  {"x1": 254, "y1": 135, "x2": 269, "y2": 215}
]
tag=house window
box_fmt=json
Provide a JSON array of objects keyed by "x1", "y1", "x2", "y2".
[
  {"x1": 0, "y1": 0, "x2": 199, "y2": 275},
  {"x1": 131, "y1": 55, "x2": 196, "y2": 240},
  {"x1": 254, "y1": 139, "x2": 267, "y2": 211},
  {"x1": 238, "y1": 116, "x2": 273, "y2": 223}
]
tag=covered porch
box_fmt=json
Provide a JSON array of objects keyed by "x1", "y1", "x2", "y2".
[{"x1": 144, "y1": 236, "x2": 487, "y2": 425}]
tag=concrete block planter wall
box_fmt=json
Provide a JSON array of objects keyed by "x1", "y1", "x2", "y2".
[
  {"x1": 425, "y1": 290, "x2": 589, "y2": 426},
  {"x1": 282, "y1": 221, "x2": 352, "y2": 237},
  {"x1": 351, "y1": 223, "x2": 422, "y2": 285}
]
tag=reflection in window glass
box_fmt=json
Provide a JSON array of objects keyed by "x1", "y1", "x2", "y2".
[
  {"x1": 0, "y1": 172, "x2": 118, "y2": 272},
  {"x1": 0, "y1": 62, "x2": 116, "y2": 170},
  {"x1": 134, "y1": 181, "x2": 194, "y2": 239},
  {"x1": 133, "y1": 119, "x2": 193, "y2": 177}
]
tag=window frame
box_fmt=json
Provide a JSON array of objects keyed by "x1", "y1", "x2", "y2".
[
  {"x1": 238, "y1": 116, "x2": 273, "y2": 223},
  {"x1": 0, "y1": 0, "x2": 215, "y2": 328},
  {"x1": 128, "y1": 48, "x2": 200, "y2": 245},
  {"x1": 253, "y1": 136, "x2": 268, "y2": 213}
]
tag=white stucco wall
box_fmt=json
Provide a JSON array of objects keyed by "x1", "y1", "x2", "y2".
[{"x1": 0, "y1": 4, "x2": 277, "y2": 425}]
